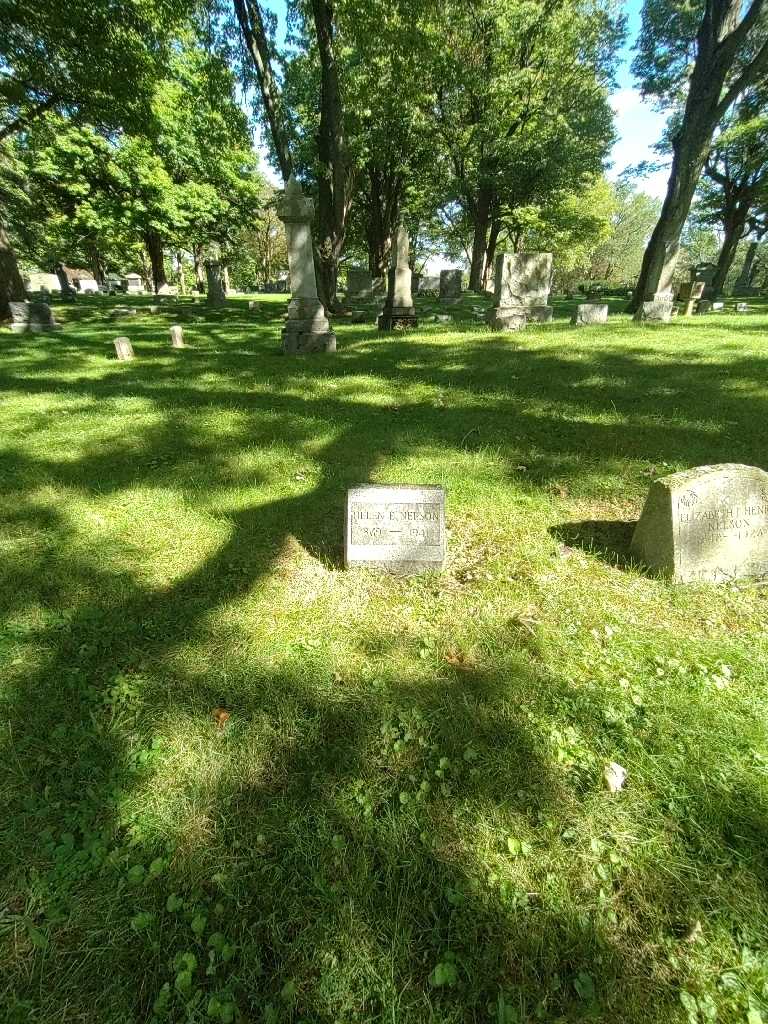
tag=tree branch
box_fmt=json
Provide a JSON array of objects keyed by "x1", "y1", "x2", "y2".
[
  {"x1": 233, "y1": 0, "x2": 292, "y2": 180},
  {"x1": 0, "y1": 94, "x2": 60, "y2": 143}
]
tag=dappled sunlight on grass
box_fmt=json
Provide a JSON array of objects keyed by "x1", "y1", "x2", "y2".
[{"x1": 1, "y1": 292, "x2": 768, "y2": 1021}]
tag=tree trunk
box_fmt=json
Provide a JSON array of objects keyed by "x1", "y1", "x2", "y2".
[
  {"x1": 712, "y1": 207, "x2": 749, "y2": 296},
  {"x1": 732, "y1": 239, "x2": 760, "y2": 293},
  {"x1": 176, "y1": 251, "x2": 186, "y2": 295},
  {"x1": 483, "y1": 218, "x2": 501, "y2": 291},
  {"x1": 232, "y1": 0, "x2": 292, "y2": 180},
  {"x1": 629, "y1": 0, "x2": 768, "y2": 311},
  {"x1": 193, "y1": 247, "x2": 205, "y2": 292},
  {"x1": 0, "y1": 221, "x2": 28, "y2": 319},
  {"x1": 144, "y1": 231, "x2": 167, "y2": 293},
  {"x1": 311, "y1": 0, "x2": 353, "y2": 311},
  {"x1": 364, "y1": 162, "x2": 401, "y2": 277},
  {"x1": 469, "y1": 184, "x2": 493, "y2": 292}
]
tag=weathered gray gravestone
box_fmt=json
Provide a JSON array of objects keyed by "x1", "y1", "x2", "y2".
[
  {"x1": 277, "y1": 175, "x2": 336, "y2": 353},
  {"x1": 378, "y1": 221, "x2": 418, "y2": 331},
  {"x1": 7, "y1": 301, "x2": 58, "y2": 333},
  {"x1": 113, "y1": 337, "x2": 135, "y2": 361},
  {"x1": 571, "y1": 302, "x2": 608, "y2": 325},
  {"x1": 633, "y1": 293, "x2": 673, "y2": 323},
  {"x1": 345, "y1": 485, "x2": 446, "y2": 573},
  {"x1": 439, "y1": 269, "x2": 462, "y2": 301},
  {"x1": 487, "y1": 252, "x2": 553, "y2": 331},
  {"x1": 631, "y1": 464, "x2": 768, "y2": 583},
  {"x1": 346, "y1": 267, "x2": 374, "y2": 302},
  {"x1": 696, "y1": 298, "x2": 713, "y2": 314},
  {"x1": 169, "y1": 325, "x2": 185, "y2": 348},
  {"x1": 417, "y1": 275, "x2": 440, "y2": 294},
  {"x1": 205, "y1": 261, "x2": 226, "y2": 306}
]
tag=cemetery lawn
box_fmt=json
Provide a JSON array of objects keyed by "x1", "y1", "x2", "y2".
[{"x1": 3, "y1": 293, "x2": 768, "y2": 1024}]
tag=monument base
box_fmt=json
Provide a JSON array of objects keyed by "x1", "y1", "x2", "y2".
[
  {"x1": 282, "y1": 319, "x2": 336, "y2": 354},
  {"x1": 488, "y1": 306, "x2": 526, "y2": 331},
  {"x1": 526, "y1": 305, "x2": 553, "y2": 323},
  {"x1": 633, "y1": 293, "x2": 673, "y2": 323},
  {"x1": 378, "y1": 305, "x2": 418, "y2": 331}
]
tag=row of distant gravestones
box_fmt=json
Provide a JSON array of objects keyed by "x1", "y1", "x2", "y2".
[{"x1": 349, "y1": 467, "x2": 768, "y2": 588}]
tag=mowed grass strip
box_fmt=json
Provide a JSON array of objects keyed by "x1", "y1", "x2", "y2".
[{"x1": 1, "y1": 293, "x2": 768, "y2": 1023}]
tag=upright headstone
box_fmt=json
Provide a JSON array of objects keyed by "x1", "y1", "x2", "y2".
[
  {"x1": 693, "y1": 262, "x2": 717, "y2": 298},
  {"x1": 634, "y1": 293, "x2": 674, "y2": 323},
  {"x1": 248, "y1": 300, "x2": 259, "y2": 311},
  {"x1": 7, "y1": 300, "x2": 58, "y2": 333},
  {"x1": 113, "y1": 336, "x2": 135, "y2": 361},
  {"x1": 571, "y1": 302, "x2": 608, "y2": 326},
  {"x1": 378, "y1": 220, "x2": 418, "y2": 331},
  {"x1": 55, "y1": 264, "x2": 78, "y2": 300},
  {"x1": 417, "y1": 275, "x2": 440, "y2": 294},
  {"x1": 678, "y1": 279, "x2": 705, "y2": 316},
  {"x1": 277, "y1": 175, "x2": 336, "y2": 354},
  {"x1": 205, "y1": 261, "x2": 226, "y2": 306},
  {"x1": 345, "y1": 485, "x2": 446, "y2": 573},
  {"x1": 487, "y1": 252, "x2": 552, "y2": 330},
  {"x1": 346, "y1": 267, "x2": 374, "y2": 302},
  {"x1": 631, "y1": 464, "x2": 768, "y2": 583},
  {"x1": 123, "y1": 273, "x2": 144, "y2": 295},
  {"x1": 440, "y1": 269, "x2": 462, "y2": 301},
  {"x1": 170, "y1": 325, "x2": 185, "y2": 348},
  {"x1": 696, "y1": 298, "x2": 713, "y2": 315}
]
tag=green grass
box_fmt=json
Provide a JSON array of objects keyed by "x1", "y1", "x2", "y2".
[{"x1": 1, "y1": 291, "x2": 768, "y2": 1024}]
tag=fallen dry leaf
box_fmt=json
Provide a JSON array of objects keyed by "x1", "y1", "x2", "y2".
[
  {"x1": 445, "y1": 648, "x2": 477, "y2": 672},
  {"x1": 212, "y1": 708, "x2": 230, "y2": 730}
]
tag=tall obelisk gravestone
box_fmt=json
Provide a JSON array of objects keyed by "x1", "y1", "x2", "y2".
[
  {"x1": 378, "y1": 220, "x2": 418, "y2": 331},
  {"x1": 277, "y1": 175, "x2": 336, "y2": 354}
]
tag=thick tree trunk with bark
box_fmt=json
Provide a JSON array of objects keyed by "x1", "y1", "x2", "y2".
[
  {"x1": 233, "y1": 0, "x2": 292, "y2": 180},
  {"x1": 176, "y1": 251, "x2": 186, "y2": 295},
  {"x1": 0, "y1": 221, "x2": 27, "y2": 319},
  {"x1": 629, "y1": 0, "x2": 768, "y2": 311},
  {"x1": 630, "y1": 116, "x2": 715, "y2": 309},
  {"x1": 311, "y1": 0, "x2": 352, "y2": 311},
  {"x1": 469, "y1": 184, "x2": 494, "y2": 292},
  {"x1": 193, "y1": 247, "x2": 206, "y2": 292},
  {"x1": 483, "y1": 218, "x2": 502, "y2": 291},
  {"x1": 364, "y1": 162, "x2": 402, "y2": 277},
  {"x1": 735, "y1": 239, "x2": 759, "y2": 287},
  {"x1": 712, "y1": 204, "x2": 750, "y2": 295},
  {"x1": 144, "y1": 231, "x2": 167, "y2": 293}
]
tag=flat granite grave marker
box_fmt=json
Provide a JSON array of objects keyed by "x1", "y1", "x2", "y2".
[
  {"x1": 113, "y1": 336, "x2": 135, "y2": 361},
  {"x1": 571, "y1": 302, "x2": 608, "y2": 325},
  {"x1": 631, "y1": 464, "x2": 768, "y2": 583},
  {"x1": 345, "y1": 485, "x2": 446, "y2": 573}
]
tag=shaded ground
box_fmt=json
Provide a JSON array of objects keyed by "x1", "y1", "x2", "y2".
[{"x1": 1, "y1": 292, "x2": 768, "y2": 1023}]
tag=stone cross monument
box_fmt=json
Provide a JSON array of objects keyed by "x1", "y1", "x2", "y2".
[
  {"x1": 378, "y1": 220, "x2": 418, "y2": 330},
  {"x1": 277, "y1": 175, "x2": 336, "y2": 354}
]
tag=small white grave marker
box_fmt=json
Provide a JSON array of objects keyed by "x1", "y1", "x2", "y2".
[
  {"x1": 169, "y1": 325, "x2": 185, "y2": 348},
  {"x1": 113, "y1": 336, "x2": 135, "y2": 361}
]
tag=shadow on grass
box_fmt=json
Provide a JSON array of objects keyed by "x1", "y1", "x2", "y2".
[
  {"x1": 1, "y1": 305, "x2": 768, "y2": 1021},
  {"x1": 550, "y1": 520, "x2": 638, "y2": 570}
]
